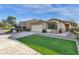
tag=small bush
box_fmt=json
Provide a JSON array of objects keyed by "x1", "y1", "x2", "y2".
[
  {"x1": 59, "y1": 28, "x2": 63, "y2": 33},
  {"x1": 42, "y1": 29, "x2": 47, "y2": 33},
  {"x1": 16, "y1": 28, "x2": 21, "y2": 32},
  {"x1": 74, "y1": 27, "x2": 79, "y2": 32},
  {"x1": 70, "y1": 28, "x2": 74, "y2": 33},
  {"x1": 69, "y1": 27, "x2": 79, "y2": 33},
  {"x1": 5, "y1": 30, "x2": 11, "y2": 33}
]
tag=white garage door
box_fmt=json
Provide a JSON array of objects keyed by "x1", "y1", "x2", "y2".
[{"x1": 32, "y1": 25, "x2": 43, "y2": 32}]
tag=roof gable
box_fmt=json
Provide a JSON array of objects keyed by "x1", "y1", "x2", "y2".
[{"x1": 48, "y1": 18, "x2": 72, "y2": 24}]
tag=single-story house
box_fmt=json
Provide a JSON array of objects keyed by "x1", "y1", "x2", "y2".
[
  {"x1": 47, "y1": 18, "x2": 73, "y2": 33},
  {"x1": 18, "y1": 18, "x2": 74, "y2": 33}
]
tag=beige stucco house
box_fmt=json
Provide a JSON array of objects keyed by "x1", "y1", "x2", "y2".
[
  {"x1": 18, "y1": 18, "x2": 73, "y2": 33},
  {"x1": 47, "y1": 19, "x2": 73, "y2": 33}
]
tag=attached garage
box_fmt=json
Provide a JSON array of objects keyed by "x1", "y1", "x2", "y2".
[
  {"x1": 30, "y1": 21, "x2": 47, "y2": 32},
  {"x1": 32, "y1": 25, "x2": 43, "y2": 32}
]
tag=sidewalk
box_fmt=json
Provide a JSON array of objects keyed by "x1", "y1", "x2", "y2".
[{"x1": 0, "y1": 34, "x2": 40, "y2": 55}]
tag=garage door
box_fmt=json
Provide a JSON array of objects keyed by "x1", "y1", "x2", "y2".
[{"x1": 32, "y1": 25, "x2": 43, "y2": 32}]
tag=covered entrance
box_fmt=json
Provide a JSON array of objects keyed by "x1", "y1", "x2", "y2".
[
  {"x1": 23, "y1": 27, "x2": 27, "y2": 31},
  {"x1": 65, "y1": 24, "x2": 70, "y2": 31}
]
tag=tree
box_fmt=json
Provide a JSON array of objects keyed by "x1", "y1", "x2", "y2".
[
  {"x1": 6, "y1": 16, "x2": 16, "y2": 26},
  {"x1": 0, "y1": 22, "x2": 4, "y2": 28},
  {"x1": 1, "y1": 19, "x2": 11, "y2": 29},
  {"x1": 0, "y1": 16, "x2": 17, "y2": 29}
]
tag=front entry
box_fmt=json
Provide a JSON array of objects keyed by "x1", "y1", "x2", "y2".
[
  {"x1": 65, "y1": 24, "x2": 70, "y2": 31},
  {"x1": 23, "y1": 27, "x2": 27, "y2": 31}
]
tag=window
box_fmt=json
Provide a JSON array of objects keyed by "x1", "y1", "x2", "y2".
[{"x1": 48, "y1": 22, "x2": 57, "y2": 29}]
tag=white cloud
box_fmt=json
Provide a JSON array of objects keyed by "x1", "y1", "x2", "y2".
[
  {"x1": 21, "y1": 4, "x2": 53, "y2": 9},
  {"x1": 60, "y1": 8, "x2": 79, "y2": 17},
  {"x1": 0, "y1": 4, "x2": 79, "y2": 22},
  {"x1": 0, "y1": 4, "x2": 79, "y2": 16},
  {"x1": 18, "y1": 4, "x2": 53, "y2": 14},
  {"x1": 19, "y1": 4, "x2": 79, "y2": 16}
]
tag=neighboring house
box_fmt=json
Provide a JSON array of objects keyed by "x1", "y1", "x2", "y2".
[
  {"x1": 18, "y1": 18, "x2": 74, "y2": 33},
  {"x1": 18, "y1": 19, "x2": 38, "y2": 30}
]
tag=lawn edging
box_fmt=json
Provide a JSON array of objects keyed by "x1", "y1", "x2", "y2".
[
  {"x1": 37, "y1": 33, "x2": 76, "y2": 41},
  {"x1": 75, "y1": 39, "x2": 79, "y2": 54},
  {"x1": 10, "y1": 32, "x2": 37, "y2": 39}
]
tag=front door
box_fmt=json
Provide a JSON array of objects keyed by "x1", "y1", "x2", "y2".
[
  {"x1": 65, "y1": 24, "x2": 69, "y2": 31},
  {"x1": 23, "y1": 27, "x2": 27, "y2": 31}
]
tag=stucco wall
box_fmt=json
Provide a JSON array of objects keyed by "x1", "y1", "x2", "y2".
[
  {"x1": 46, "y1": 29, "x2": 58, "y2": 33},
  {"x1": 59, "y1": 22, "x2": 66, "y2": 32},
  {"x1": 69, "y1": 23, "x2": 72, "y2": 29},
  {"x1": 43, "y1": 23, "x2": 48, "y2": 29}
]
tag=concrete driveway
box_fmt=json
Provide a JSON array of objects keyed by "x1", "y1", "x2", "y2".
[
  {"x1": 0, "y1": 34, "x2": 40, "y2": 55},
  {"x1": 11, "y1": 32, "x2": 36, "y2": 39}
]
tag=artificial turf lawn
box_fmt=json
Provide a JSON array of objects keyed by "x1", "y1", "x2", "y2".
[
  {"x1": 17, "y1": 35, "x2": 78, "y2": 55},
  {"x1": 26, "y1": 44, "x2": 60, "y2": 55}
]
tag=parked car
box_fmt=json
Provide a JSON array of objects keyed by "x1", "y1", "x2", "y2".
[{"x1": 10, "y1": 28, "x2": 17, "y2": 33}]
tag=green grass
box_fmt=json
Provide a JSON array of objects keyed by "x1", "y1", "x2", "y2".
[
  {"x1": 26, "y1": 44, "x2": 60, "y2": 55},
  {"x1": 17, "y1": 35, "x2": 78, "y2": 55}
]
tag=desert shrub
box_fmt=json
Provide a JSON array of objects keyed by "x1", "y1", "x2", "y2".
[
  {"x1": 70, "y1": 28, "x2": 74, "y2": 32},
  {"x1": 74, "y1": 27, "x2": 79, "y2": 32},
  {"x1": 16, "y1": 28, "x2": 21, "y2": 32},
  {"x1": 59, "y1": 28, "x2": 63, "y2": 33}
]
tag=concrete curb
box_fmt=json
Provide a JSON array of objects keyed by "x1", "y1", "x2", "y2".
[
  {"x1": 75, "y1": 39, "x2": 79, "y2": 54},
  {"x1": 37, "y1": 33, "x2": 76, "y2": 41}
]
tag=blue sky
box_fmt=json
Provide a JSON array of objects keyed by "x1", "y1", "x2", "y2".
[{"x1": 0, "y1": 4, "x2": 79, "y2": 23}]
